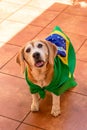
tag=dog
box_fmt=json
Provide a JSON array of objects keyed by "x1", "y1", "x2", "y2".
[{"x1": 16, "y1": 26, "x2": 77, "y2": 117}]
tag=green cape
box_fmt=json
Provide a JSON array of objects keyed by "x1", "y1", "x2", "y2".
[{"x1": 25, "y1": 26, "x2": 77, "y2": 99}]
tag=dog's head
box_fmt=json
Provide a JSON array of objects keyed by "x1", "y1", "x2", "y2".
[{"x1": 16, "y1": 40, "x2": 57, "y2": 73}]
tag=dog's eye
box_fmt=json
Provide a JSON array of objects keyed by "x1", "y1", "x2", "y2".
[
  {"x1": 37, "y1": 43, "x2": 43, "y2": 48},
  {"x1": 26, "y1": 48, "x2": 31, "y2": 53}
]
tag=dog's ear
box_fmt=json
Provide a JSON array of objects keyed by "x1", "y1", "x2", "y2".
[
  {"x1": 16, "y1": 47, "x2": 26, "y2": 73},
  {"x1": 44, "y1": 40, "x2": 57, "y2": 65}
]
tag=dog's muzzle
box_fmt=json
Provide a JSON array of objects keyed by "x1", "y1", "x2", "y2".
[{"x1": 33, "y1": 52, "x2": 45, "y2": 67}]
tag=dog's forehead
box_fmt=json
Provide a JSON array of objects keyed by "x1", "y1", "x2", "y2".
[
  {"x1": 25, "y1": 42, "x2": 32, "y2": 51},
  {"x1": 25, "y1": 41, "x2": 45, "y2": 49}
]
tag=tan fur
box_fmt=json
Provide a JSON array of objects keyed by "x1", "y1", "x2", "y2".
[
  {"x1": 41, "y1": 40, "x2": 58, "y2": 65},
  {"x1": 16, "y1": 40, "x2": 57, "y2": 87},
  {"x1": 28, "y1": 62, "x2": 54, "y2": 87},
  {"x1": 16, "y1": 47, "x2": 26, "y2": 73},
  {"x1": 16, "y1": 40, "x2": 61, "y2": 117}
]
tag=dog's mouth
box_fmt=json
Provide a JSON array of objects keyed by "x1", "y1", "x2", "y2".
[{"x1": 35, "y1": 60, "x2": 45, "y2": 67}]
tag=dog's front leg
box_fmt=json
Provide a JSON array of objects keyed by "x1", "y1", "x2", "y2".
[
  {"x1": 51, "y1": 94, "x2": 61, "y2": 117},
  {"x1": 31, "y1": 94, "x2": 39, "y2": 112}
]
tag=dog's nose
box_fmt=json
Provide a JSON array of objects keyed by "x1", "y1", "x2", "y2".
[{"x1": 33, "y1": 52, "x2": 40, "y2": 59}]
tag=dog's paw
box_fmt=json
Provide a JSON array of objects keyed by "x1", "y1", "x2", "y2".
[
  {"x1": 31, "y1": 103, "x2": 39, "y2": 112},
  {"x1": 51, "y1": 109, "x2": 61, "y2": 117}
]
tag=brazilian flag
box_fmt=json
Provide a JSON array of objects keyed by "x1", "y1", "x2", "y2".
[
  {"x1": 46, "y1": 26, "x2": 76, "y2": 74},
  {"x1": 25, "y1": 26, "x2": 77, "y2": 99}
]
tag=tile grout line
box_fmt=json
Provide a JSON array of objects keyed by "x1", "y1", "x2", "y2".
[
  {"x1": 16, "y1": 122, "x2": 46, "y2": 130},
  {"x1": 64, "y1": 31, "x2": 87, "y2": 38},
  {"x1": 30, "y1": 5, "x2": 69, "y2": 27},
  {"x1": 76, "y1": 39, "x2": 87, "y2": 53},
  {"x1": 0, "y1": 86, "x2": 44, "y2": 130},
  {"x1": 0, "y1": 42, "x2": 21, "y2": 48},
  {"x1": 16, "y1": 111, "x2": 31, "y2": 130},
  {"x1": 0, "y1": 53, "x2": 17, "y2": 70},
  {"x1": 63, "y1": 11, "x2": 87, "y2": 17},
  {"x1": 29, "y1": 5, "x2": 69, "y2": 40},
  {"x1": 16, "y1": 98, "x2": 43, "y2": 130},
  {"x1": 0, "y1": 113, "x2": 45, "y2": 130},
  {"x1": 76, "y1": 59, "x2": 87, "y2": 62},
  {"x1": 0, "y1": 111, "x2": 44, "y2": 130},
  {"x1": 7, "y1": 42, "x2": 22, "y2": 47},
  {"x1": 0, "y1": 71, "x2": 24, "y2": 79},
  {"x1": 6, "y1": 28, "x2": 87, "y2": 48},
  {"x1": 0, "y1": 115, "x2": 22, "y2": 123},
  {"x1": 0, "y1": 91, "x2": 86, "y2": 123},
  {"x1": 69, "y1": 90, "x2": 87, "y2": 97},
  {"x1": 17, "y1": 122, "x2": 46, "y2": 130},
  {"x1": 0, "y1": 41, "x2": 22, "y2": 73},
  {"x1": 16, "y1": 89, "x2": 87, "y2": 129},
  {"x1": 16, "y1": 112, "x2": 45, "y2": 130}
]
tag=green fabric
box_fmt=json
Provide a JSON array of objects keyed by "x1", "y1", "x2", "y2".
[
  {"x1": 25, "y1": 26, "x2": 77, "y2": 99},
  {"x1": 51, "y1": 26, "x2": 76, "y2": 74},
  {"x1": 25, "y1": 58, "x2": 77, "y2": 99}
]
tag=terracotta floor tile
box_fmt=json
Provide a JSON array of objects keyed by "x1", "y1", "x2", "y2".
[
  {"x1": 0, "y1": 56, "x2": 23, "y2": 78},
  {"x1": 76, "y1": 40, "x2": 87, "y2": 61},
  {"x1": 47, "y1": 13, "x2": 87, "y2": 36},
  {"x1": 65, "y1": 4, "x2": 87, "y2": 16},
  {"x1": 65, "y1": 32, "x2": 87, "y2": 52},
  {"x1": 24, "y1": 92, "x2": 87, "y2": 130},
  {"x1": 8, "y1": 25, "x2": 42, "y2": 46},
  {"x1": 0, "y1": 44, "x2": 20, "y2": 68},
  {"x1": 31, "y1": 10, "x2": 60, "y2": 27},
  {"x1": 35, "y1": 27, "x2": 53, "y2": 39},
  {"x1": 0, "y1": 116, "x2": 19, "y2": 130},
  {"x1": 0, "y1": 73, "x2": 31, "y2": 121},
  {"x1": 47, "y1": 3, "x2": 68, "y2": 12},
  {"x1": 73, "y1": 60, "x2": 87, "y2": 96},
  {"x1": 18, "y1": 123, "x2": 43, "y2": 130}
]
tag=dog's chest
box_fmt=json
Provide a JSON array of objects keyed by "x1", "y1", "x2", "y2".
[{"x1": 32, "y1": 70, "x2": 48, "y2": 87}]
